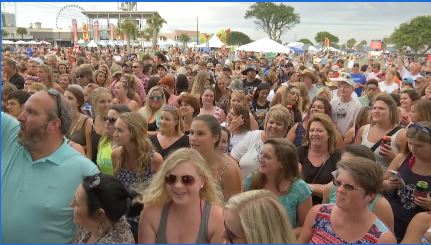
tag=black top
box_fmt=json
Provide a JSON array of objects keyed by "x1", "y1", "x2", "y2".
[
  {"x1": 148, "y1": 120, "x2": 158, "y2": 132},
  {"x1": 297, "y1": 145, "x2": 341, "y2": 205},
  {"x1": 251, "y1": 99, "x2": 270, "y2": 130},
  {"x1": 150, "y1": 134, "x2": 190, "y2": 159},
  {"x1": 9, "y1": 73, "x2": 25, "y2": 89},
  {"x1": 242, "y1": 78, "x2": 261, "y2": 96}
]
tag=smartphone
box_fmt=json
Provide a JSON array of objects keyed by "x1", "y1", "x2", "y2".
[{"x1": 389, "y1": 170, "x2": 405, "y2": 185}]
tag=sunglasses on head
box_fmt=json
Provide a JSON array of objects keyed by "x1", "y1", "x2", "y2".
[
  {"x1": 47, "y1": 89, "x2": 62, "y2": 122},
  {"x1": 408, "y1": 123, "x2": 431, "y2": 136},
  {"x1": 104, "y1": 116, "x2": 117, "y2": 125},
  {"x1": 165, "y1": 174, "x2": 196, "y2": 186},
  {"x1": 149, "y1": 95, "x2": 163, "y2": 101},
  {"x1": 333, "y1": 179, "x2": 362, "y2": 191}
]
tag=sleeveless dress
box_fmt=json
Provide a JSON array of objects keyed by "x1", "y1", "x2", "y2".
[
  {"x1": 150, "y1": 134, "x2": 190, "y2": 160},
  {"x1": 310, "y1": 204, "x2": 390, "y2": 244},
  {"x1": 385, "y1": 153, "x2": 431, "y2": 242},
  {"x1": 361, "y1": 124, "x2": 402, "y2": 170},
  {"x1": 155, "y1": 201, "x2": 211, "y2": 244}
]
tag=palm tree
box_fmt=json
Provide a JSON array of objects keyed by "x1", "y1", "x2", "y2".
[
  {"x1": 178, "y1": 33, "x2": 191, "y2": 48},
  {"x1": 145, "y1": 15, "x2": 167, "y2": 50},
  {"x1": 16, "y1": 27, "x2": 28, "y2": 40},
  {"x1": 118, "y1": 19, "x2": 139, "y2": 51}
]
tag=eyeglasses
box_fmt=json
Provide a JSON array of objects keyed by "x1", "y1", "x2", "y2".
[
  {"x1": 47, "y1": 89, "x2": 62, "y2": 122},
  {"x1": 165, "y1": 174, "x2": 196, "y2": 186},
  {"x1": 366, "y1": 87, "x2": 378, "y2": 91},
  {"x1": 104, "y1": 116, "x2": 117, "y2": 125},
  {"x1": 149, "y1": 95, "x2": 163, "y2": 101},
  {"x1": 333, "y1": 179, "x2": 363, "y2": 191},
  {"x1": 132, "y1": 66, "x2": 139, "y2": 68},
  {"x1": 76, "y1": 74, "x2": 85, "y2": 79}
]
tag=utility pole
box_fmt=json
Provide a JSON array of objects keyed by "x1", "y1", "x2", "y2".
[{"x1": 196, "y1": 16, "x2": 199, "y2": 45}]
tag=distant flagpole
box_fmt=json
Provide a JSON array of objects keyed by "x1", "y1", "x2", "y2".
[{"x1": 196, "y1": 16, "x2": 199, "y2": 45}]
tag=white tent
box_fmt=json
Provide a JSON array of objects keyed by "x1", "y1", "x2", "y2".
[
  {"x1": 2, "y1": 40, "x2": 15, "y2": 45},
  {"x1": 97, "y1": 40, "x2": 107, "y2": 47},
  {"x1": 187, "y1": 42, "x2": 197, "y2": 48},
  {"x1": 236, "y1": 37, "x2": 291, "y2": 54},
  {"x1": 87, "y1": 40, "x2": 99, "y2": 48},
  {"x1": 15, "y1": 40, "x2": 28, "y2": 45},
  {"x1": 27, "y1": 40, "x2": 40, "y2": 45},
  {"x1": 40, "y1": 40, "x2": 51, "y2": 45},
  {"x1": 286, "y1": 41, "x2": 304, "y2": 49},
  {"x1": 105, "y1": 40, "x2": 116, "y2": 46},
  {"x1": 196, "y1": 35, "x2": 225, "y2": 48},
  {"x1": 307, "y1": 45, "x2": 319, "y2": 53}
]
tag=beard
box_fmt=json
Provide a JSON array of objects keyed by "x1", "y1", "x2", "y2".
[{"x1": 18, "y1": 123, "x2": 49, "y2": 150}]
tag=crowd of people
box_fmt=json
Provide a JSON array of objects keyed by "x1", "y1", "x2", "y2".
[{"x1": 2, "y1": 43, "x2": 431, "y2": 244}]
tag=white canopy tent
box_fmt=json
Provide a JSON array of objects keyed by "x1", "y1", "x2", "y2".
[
  {"x1": 307, "y1": 45, "x2": 319, "y2": 53},
  {"x1": 286, "y1": 41, "x2": 304, "y2": 49},
  {"x1": 27, "y1": 40, "x2": 41, "y2": 45},
  {"x1": 15, "y1": 40, "x2": 28, "y2": 45},
  {"x1": 196, "y1": 35, "x2": 225, "y2": 48},
  {"x1": 87, "y1": 40, "x2": 99, "y2": 48},
  {"x1": 236, "y1": 37, "x2": 292, "y2": 54},
  {"x1": 2, "y1": 40, "x2": 15, "y2": 45}
]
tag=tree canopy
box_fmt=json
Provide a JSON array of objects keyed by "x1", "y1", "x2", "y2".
[
  {"x1": 245, "y1": 2, "x2": 300, "y2": 43},
  {"x1": 146, "y1": 15, "x2": 167, "y2": 50},
  {"x1": 314, "y1": 31, "x2": 339, "y2": 45},
  {"x1": 226, "y1": 31, "x2": 252, "y2": 46},
  {"x1": 297, "y1": 38, "x2": 313, "y2": 45},
  {"x1": 390, "y1": 15, "x2": 431, "y2": 55},
  {"x1": 118, "y1": 19, "x2": 139, "y2": 51},
  {"x1": 178, "y1": 33, "x2": 191, "y2": 48},
  {"x1": 346, "y1": 38, "x2": 356, "y2": 49},
  {"x1": 16, "y1": 27, "x2": 27, "y2": 39}
]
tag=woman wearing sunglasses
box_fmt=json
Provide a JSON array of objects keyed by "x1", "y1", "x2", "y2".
[
  {"x1": 138, "y1": 148, "x2": 225, "y2": 243},
  {"x1": 150, "y1": 105, "x2": 190, "y2": 160},
  {"x1": 244, "y1": 138, "x2": 312, "y2": 235},
  {"x1": 384, "y1": 121, "x2": 431, "y2": 242},
  {"x1": 96, "y1": 104, "x2": 130, "y2": 175},
  {"x1": 190, "y1": 115, "x2": 242, "y2": 202},
  {"x1": 112, "y1": 74, "x2": 140, "y2": 112},
  {"x1": 138, "y1": 86, "x2": 166, "y2": 134},
  {"x1": 224, "y1": 189, "x2": 296, "y2": 244},
  {"x1": 299, "y1": 157, "x2": 396, "y2": 244},
  {"x1": 112, "y1": 112, "x2": 163, "y2": 239},
  {"x1": 71, "y1": 174, "x2": 136, "y2": 244}
]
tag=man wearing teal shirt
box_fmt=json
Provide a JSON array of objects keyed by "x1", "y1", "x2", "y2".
[{"x1": 1, "y1": 90, "x2": 99, "y2": 243}]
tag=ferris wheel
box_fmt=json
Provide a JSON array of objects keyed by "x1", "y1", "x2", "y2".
[{"x1": 55, "y1": 4, "x2": 88, "y2": 30}]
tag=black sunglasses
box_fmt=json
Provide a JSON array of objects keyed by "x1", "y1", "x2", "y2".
[
  {"x1": 47, "y1": 89, "x2": 62, "y2": 122},
  {"x1": 408, "y1": 123, "x2": 431, "y2": 136},
  {"x1": 104, "y1": 116, "x2": 117, "y2": 125},
  {"x1": 165, "y1": 174, "x2": 195, "y2": 186},
  {"x1": 76, "y1": 74, "x2": 85, "y2": 78}
]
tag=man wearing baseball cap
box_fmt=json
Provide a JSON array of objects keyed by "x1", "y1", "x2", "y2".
[{"x1": 330, "y1": 72, "x2": 362, "y2": 135}]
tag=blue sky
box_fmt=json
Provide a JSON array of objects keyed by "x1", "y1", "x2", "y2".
[{"x1": 3, "y1": 2, "x2": 431, "y2": 44}]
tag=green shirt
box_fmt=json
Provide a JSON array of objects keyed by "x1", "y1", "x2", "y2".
[
  {"x1": 1, "y1": 112, "x2": 99, "y2": 243},
  {"x1": 96, "y1": 135, "x2": 114, "y2": 175}
]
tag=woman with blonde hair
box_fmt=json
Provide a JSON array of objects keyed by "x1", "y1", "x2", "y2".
[
  {"x1": 244, "y1": 138, "x2": 312, "y2": 234},
  {"x1": 231, "y1": 105, "x2": 293, "y2": 178},
  {"x1": 112, "y1": 74, "x2": 140, "y2": 111},
  {"x1": 94, "y1": 69, "x2": 110, "y2": 88},
  {"x1": 224, "y1": 190, "x2": 297, "y2": 244},
  {"x1": 297, "y1": 113, "x2": 342, "y2": 205},
  {"x1": 150, "y1": 105, "x2": 190, "y2": 160},
  {"x1": 190, "y1": 70, "x2": 210, "y2": 98},
  {"x1": 138, "y1": 148, "x2": 225, "y2": 243},
  {"x1": 112, "y1": 112, "x2": 163, "y2": 238},
  {"x1": 37, "y1": 64, "x2": 62, "y2": 91},
  {"x1": 409, "y1": 99, "x2": 431, "y2": 123},
  {"x1": 138, "y1": 86, "x2": 167, "y2": 133}
]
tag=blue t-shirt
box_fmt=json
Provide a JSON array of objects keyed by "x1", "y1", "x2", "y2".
[
  {"x1": 1, "y1": 112, "x2": 99, "y2": 243},
  {"x1": 351, "y1": 72, "x2": 367, "y2": 96},
  {"x1": 244, "y1": 175, "x2": 311, "y2": 228}
]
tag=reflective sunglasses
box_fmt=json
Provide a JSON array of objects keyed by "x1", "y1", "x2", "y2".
[
  {"x1": 165, "y1": 174, "x2": 195, "y2": 186},
  {"x1": 149, "y1": 95, "x2": 163, "y2": 101},
  {"x1": 47, "y1": 89, "x2": 62, "y2": 121},
  {"x1": 104, "y1": 116, "x2": 117, "y2": 125},
  {"x1": 333, "y1": 179, "x2": 362, "y2": 191}
]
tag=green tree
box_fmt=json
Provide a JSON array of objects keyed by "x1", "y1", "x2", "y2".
[
  {"x1": 346, "y1": 38, "x2": 356, "y2": 49},
  {"x1": 16, "y1": 27, "x2": 28, "y2": 39},
  {"x1": 178, "y1": 33, "x2": 191, "y2": 48},
  {"x1": 298, "y1": 38, "x2": 313, "y2": 45},
  {"x1": 146, "y1": 15, "x2": 167, "y2": 50},
  {"x1": 118, "y1": 19, "x2": 139, "y2": 51},
  {"x1": 390, "y1": 15, "x2": 431, "y2": 57},
  {"x1": 245, "y1": 2, "x2": 300, "y2": 43},
  {"x1": 226, "y1": 31, "x2": 252, "y2": 46},
  {"x1": 314, "y1": 31, "x2": 339, "y2": 45},
  {"x1": 356, "y1": 40, "x2": 367, "y2": 51},
  {"x1": 2, "y1": 29, "x2": 9, "y2": 38},
  {"x1": 215, "y1": 29, "x2": 228, "y2": 44},
  {"x1": 382, "y1": 37, "x2": 392, "y2": 50}
]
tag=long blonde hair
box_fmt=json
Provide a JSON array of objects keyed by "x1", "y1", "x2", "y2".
[
  {"x1": 225, "y1": 190, "x2": 296, "y2": 243},
  {"x1": 116, "y1": 112, "x2": 154, "y2": 176},
  {"x1": 138, "y1": 86, "x2": 166, "y2": 122},
  {"x1": 140, "y1": 148, "x2": 221, "y2": 206},
  {"x1": 190, "y1": 70, "x2": 209, "y2": 98}
]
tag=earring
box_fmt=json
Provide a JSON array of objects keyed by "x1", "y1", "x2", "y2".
[{"x1": 201, "y1": 184, "x2": 204, "y2": 188}]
